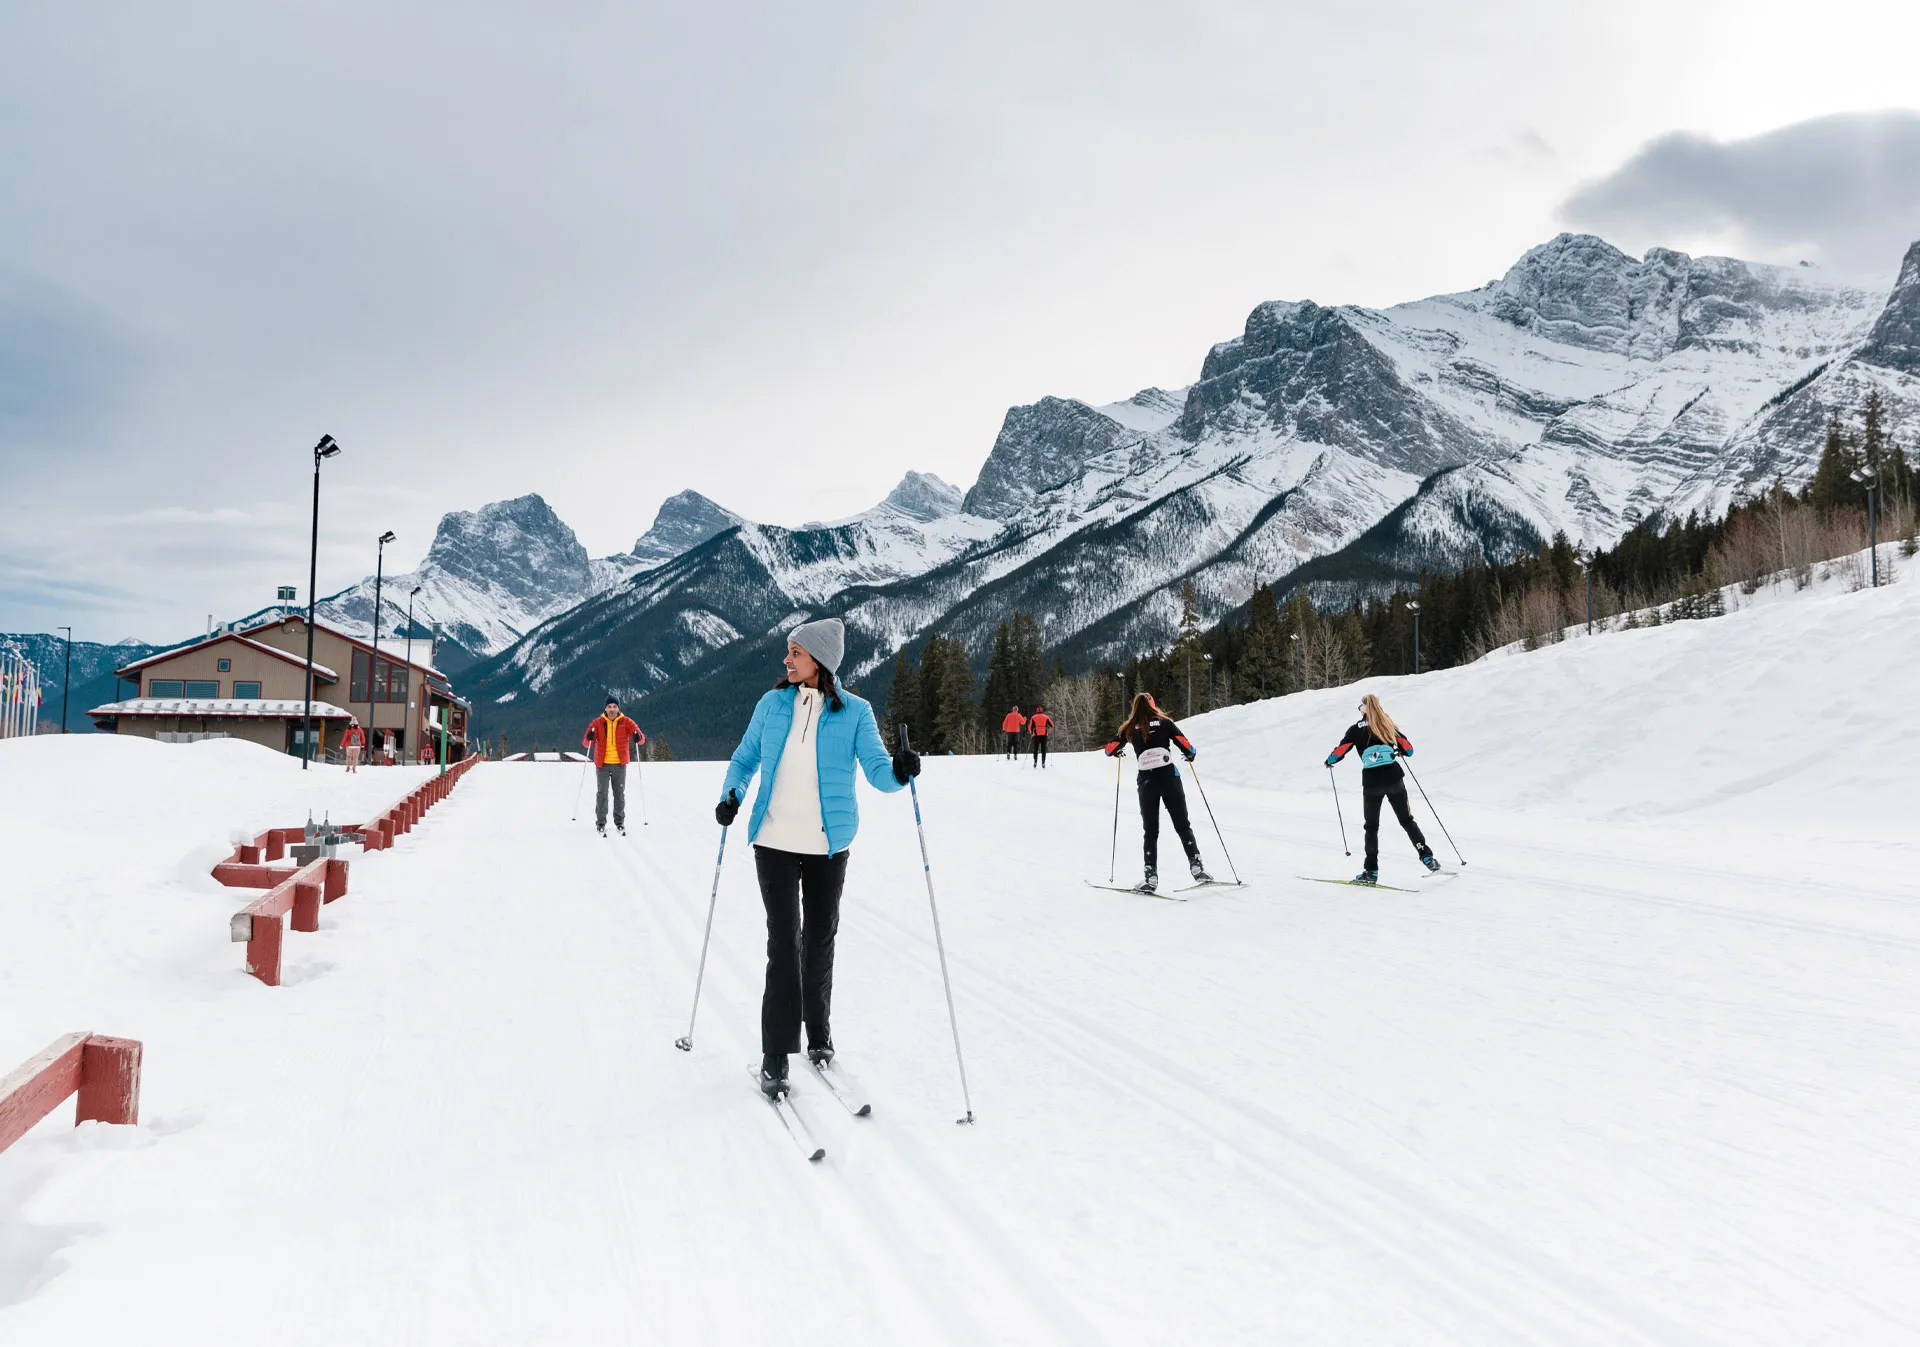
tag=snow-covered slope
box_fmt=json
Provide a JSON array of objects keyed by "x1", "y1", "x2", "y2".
[{"x1": 5, "y1": 571, "x2": 1916, "y2": 1344}]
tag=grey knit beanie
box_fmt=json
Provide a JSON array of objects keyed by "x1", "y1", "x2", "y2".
[{"x1": 788, "y1": 617, "x2": 845, "y2": 675}]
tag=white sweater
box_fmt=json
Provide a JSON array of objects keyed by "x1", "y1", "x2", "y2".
[{"x1": 755, "y1": 686, "x2": 829, "y2": 854}]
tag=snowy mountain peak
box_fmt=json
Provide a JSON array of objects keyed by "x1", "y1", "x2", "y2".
[
  {"x1": 1096, "y1": 387, "x2": 1187, "y2": 433},
  {"x1": 881, "y1": 472, "x2": 965, "y2": 523},
  {"x1": 1858, "y1": 239, "x2": 1920, "y2": 373},
  {"x1": 424, "y1": 494, "x2": 592, "y2": 597},
  {"x1": 962, "y1": 396, "x2": 1136, "y2": 519},
  {"x1": 630, "y1": 490, "x2": 743, "y2": 565}
]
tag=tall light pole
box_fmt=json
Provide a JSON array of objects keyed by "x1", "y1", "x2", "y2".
[
  {"x1": 369, "y1": 530, "x2": 396, "y2": 759},
  {"x1": 56, "y1": 626, "x2": 71, "y2": 732},
  {"x1": 1853, "y1": 463, "x2": 1881, "y2": 587},
  {"x1": 1405, "y1": 600, "x2": 1421, "y2": 675},
  {"x1": 301, "y1": 435, "x2": 341, "y2": 768},
  {"x1": 1185, "y1": 644, "x2": 1194, "y2": 718},
  {"x1": 405, "y1": 585, "x2": 422, "y2": 759},
  {"x1": 1202, "y1": 652, "x2": 1213, "y2": 711},
  {"x1": 1291, "y1": 631, "x2": 1303, "y2": 691}
]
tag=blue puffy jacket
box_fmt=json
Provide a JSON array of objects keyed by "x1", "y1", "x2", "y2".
[{"x1": 721, "y1": 685, "x2": 903, "y2": 854}]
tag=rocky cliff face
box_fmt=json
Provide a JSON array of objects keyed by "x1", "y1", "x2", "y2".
[{"x1": 629, "y1": 491, "x2": 744, "y2": 566}]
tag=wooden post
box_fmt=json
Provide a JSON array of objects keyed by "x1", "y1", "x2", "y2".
[
  {"x1": 323, "y1": 857, "x2": 349, "y2": 902},
  {"x1": 290, "y1": 878, "x2": 322, "y2": 933},
  {"x1": 76, "y1": 1037, "x2": 142, "y2": 1127},
  {"x1": 246, "y1": 914, "x2": 283, "y2": 986}
]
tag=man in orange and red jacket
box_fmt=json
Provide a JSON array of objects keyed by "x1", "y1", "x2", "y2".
[
  {"x1": 1000, "y1": 706, "x2": 1026, "y2": 760},
  {"x1": 583, "y1": 696, "x2": 646, "y2": 834},
  {"x1": 1027, "y1": 704, "x2": 1054, "y2": 768}
]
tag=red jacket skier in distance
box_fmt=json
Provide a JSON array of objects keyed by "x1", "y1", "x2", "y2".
[
  {"x1": 583, "y1": 708, "x2": 646, "y2": 764},
  {"x1": 1001, "y1": 708, "x2": 1027, "y2": 733},
  {"x1": 1028, "y1": 709, "x2": 1053, "y2": 737}
]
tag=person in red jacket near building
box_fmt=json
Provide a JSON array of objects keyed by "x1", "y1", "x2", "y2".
[
  {"x1": 1028, "y1": 704, "x2": 1054, "y2": 768},
  {"x1": 341, "y1": 718, "x2": 365, "y2": 773},
  {"x1": 1001, "y1": 706, "x2": 1026, "y2": 760},
  {"x1": 582, "y1": 696, "x2": 646, "y2": 835}
]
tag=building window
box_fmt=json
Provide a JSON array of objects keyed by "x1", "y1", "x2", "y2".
[
  {"x1": 217, "y1": 658, "x2": 232, "y2": 672},
  {"x1": 149, "y1": 679, "x2": 184, "y2": 698},
  {"x1": 351, "y1": 650, "x2": 409, "y2": 702},
  {"x1": 184, "y1": 680, "x2": 219, "y2": 698},
  {"x1": 233, "y1": 681, "x2": 262, "y2": 699}
]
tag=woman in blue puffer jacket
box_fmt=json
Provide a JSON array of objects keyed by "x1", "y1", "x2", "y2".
[{"x1": 715, "y1": 618, "x2": 920, "y2": 1097}]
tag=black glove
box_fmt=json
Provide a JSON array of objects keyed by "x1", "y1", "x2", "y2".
[
  {"x1": 715, "y1": 790, "x2": 740, "y2": 827},
  {"x1": 1182, "y1": 749, "x2": 1196, "y2": 763},
  {"x1": 892, "y1": 745, "x2": 921, "y2": 784}
]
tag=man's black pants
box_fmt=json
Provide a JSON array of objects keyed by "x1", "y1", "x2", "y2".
[
  {"x1": 1005, "y1": 731, "x2": 1020, "y2": 759},
  {"x1": 1137, "y1": 765, "x2": 1200, "y2": 873},
  {"x1": 1032, "y1": 735, "x2": 1049, "y2": 767},
  {"x1": 1363, "y1": 781, "x2": 1428, "y2": 870},
  {"x1": 754, "y1": 846, "x2": 849, "y2": 1055},
  {"x1": 595, "y1": 762, "x2": 625, "y2": 828}
]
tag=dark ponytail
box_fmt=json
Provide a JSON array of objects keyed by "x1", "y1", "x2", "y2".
[{"x1": 771, "y1": 664, "x2": 845, "y2": 712}]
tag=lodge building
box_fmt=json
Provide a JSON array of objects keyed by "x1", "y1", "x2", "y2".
[{"x1": 88, "y1": 614, "x2": 470, "y2": 761}]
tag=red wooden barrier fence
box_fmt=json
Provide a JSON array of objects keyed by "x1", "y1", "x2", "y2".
[{"x1": 0, "y1": 1032, "x2": 143, "y2": 1155}]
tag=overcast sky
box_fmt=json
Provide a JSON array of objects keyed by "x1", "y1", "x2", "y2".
[{"x1": 4, "y1": 0, "x2": 1920, "y2": 642}]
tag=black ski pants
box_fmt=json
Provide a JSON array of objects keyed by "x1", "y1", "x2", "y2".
[
  {"x1": 1137, "y1": 765, "x2": 1201, "y2": 874},
  {"x1": 1362, "y1": 780, "x2": 1428, "y2": 870},
  {"x1": 594, "y1": 762, "x2": 626, "y2": 828},
  {"x1": 754, "y1": 845, "x2": 849, "y2": 1056},
  {"x1": 1031, "y1": 735, "x2": 1049, "y2": 767},
  {"x1": 1005, "y1": 731, "x2": 1020, "y2": 759}
]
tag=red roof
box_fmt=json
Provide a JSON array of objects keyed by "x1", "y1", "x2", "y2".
[{"x1": 116, "y1": 633, "x2": 340, "y2": 682}]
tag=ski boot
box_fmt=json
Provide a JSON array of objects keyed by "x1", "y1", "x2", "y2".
[
  {"x1": 759, "y1": 1054, "x2": 790, "y2": 1098},
  {"x1": 1352, "y1": 869, "x2": 1379, "y2": 886},
  {"x1": 596, "y1": 823, "x2": 606, "y2": 837},
  {"x1": 617, "y1": 823, "x2": 627, "y2": 836},
  {"x1": 807, "y1": 1041, "x2": 834, "y2": 1068},
  {"x1": 1419, "y1": 848, "x2": 1440, "y2": 872},
  {"x1": 1132, "y1": 868, "x2": 1158, "y2": 894},
  {"x1": 1190, "y1": 859, "x2": 1213, "y2": 884}
]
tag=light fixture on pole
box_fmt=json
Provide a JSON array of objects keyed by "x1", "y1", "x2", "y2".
[
  {"x1": 369, "y1": 530, "x2": 396, "y2": 758},
  {"x1": 1405, "y1": 600, "x2": 1421, "y2": 675},
  {"x1": 56, "y1": 626, "x2": 72, "y2": 732},
  {"x1": 1852, "y1": 463, "x2": 1881, "y2": 587},
  {"x1": 301, "y1": 435, "x2": 341, "y2": 769},
  {"x1": 406, "y1": 584, "x2": 422, "y2": 758}
]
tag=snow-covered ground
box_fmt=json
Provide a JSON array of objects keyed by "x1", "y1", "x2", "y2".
[{"x1": 3, "y1": 570, "x2": 1917, "y2": 1344}]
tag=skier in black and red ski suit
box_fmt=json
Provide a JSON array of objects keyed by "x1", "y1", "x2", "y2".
[
  {"x1": 1325, "y1": 694, "x2": 1438, "y2": 883},
  {"x1": 1104, "y1": 693, "x2": 1211, "y2": 892}
]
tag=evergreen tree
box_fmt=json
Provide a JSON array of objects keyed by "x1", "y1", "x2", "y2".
[
  {"x1": 981, "y1": 620, "x2": 1016, "y2": 730},
  {"x1": 1806, "y1": 410, "x2": 1862, "y2": 510},
  {"x1": 1241, "y1": 583, "x2": 1286, "y2": 698},
  {"x1": 1011, "y1": 611, "x2": 1046, "y2": 708},
  {"x1": 933, "y1": 637, "x2": 978, "y2": 752},
  {"x1": 880, "y1": 645, "x2": 918, "y2": 749}
]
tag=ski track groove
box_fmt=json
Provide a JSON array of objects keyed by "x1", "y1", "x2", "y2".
[
  {"x1": 598, "y1": 835, "x2": 1105, "y2": 1347},
  {"x1": 851, "y1": 899, "x2": 1717, "y2": 1347}
]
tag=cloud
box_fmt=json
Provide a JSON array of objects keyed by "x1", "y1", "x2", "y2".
[{"x1": 1562, "y1": 110, "x2": 1920, "y2": 272}]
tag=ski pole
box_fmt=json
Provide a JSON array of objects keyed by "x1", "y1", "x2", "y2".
[
  {"x1": 900, "y1": 727, "x2": 976, "y2": 1125},
  {"x1": 635, "y1": 755, "x2": 650, "y2": 826},
  {"x1": 673, "y1": 825, "x2": 730, "y2": 1051},
  {"x1": 1107, "y1": 751, "x2": 1123, "y2": 884},
  {"x1": 570, "y1": 758, "x2": 589, "y2": 822},
  {"x1": 1327, "y1": 764, "x2": 1350, "y2": 856},
  {"x1": 1400, "y1": 758, "x2": 1466, "y2": 866},
  {"x1": 1185, "y1": 763, "x2": 1241, "y2": 884}
]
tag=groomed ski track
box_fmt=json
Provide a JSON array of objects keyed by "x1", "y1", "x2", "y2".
[{"x1": 4, "y1": 559, "x2": 1919, "y2": 1344}]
